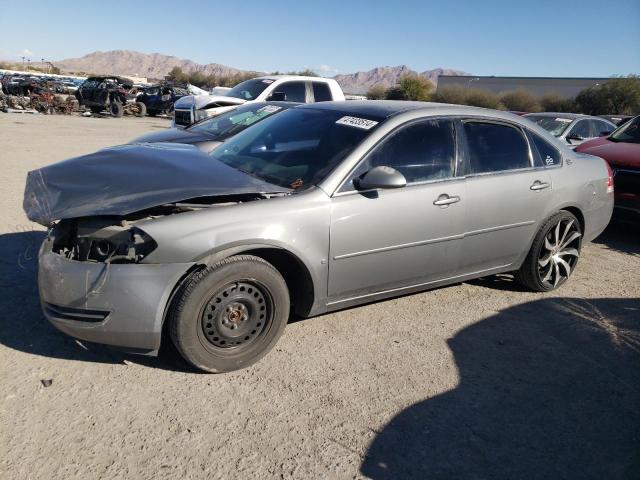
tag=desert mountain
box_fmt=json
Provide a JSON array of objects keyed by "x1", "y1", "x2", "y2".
[
  {"x1": 54, "y1": 50, "x2": 469, "y2": 92},
  {"x1": 55, "y1": 50, "x2": 260, "y2": 79},
  {"x1": 334, "y1": 65, "x2": 470, "y2": 93}
]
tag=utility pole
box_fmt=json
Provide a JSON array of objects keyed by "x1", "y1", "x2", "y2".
[{"x1": 21, "y1": 56, "x2": 25, "y2": 68}]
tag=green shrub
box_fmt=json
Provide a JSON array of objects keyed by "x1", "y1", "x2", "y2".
[{"x1": 500, "y1": 89, "x2": 541, "y2": 112}]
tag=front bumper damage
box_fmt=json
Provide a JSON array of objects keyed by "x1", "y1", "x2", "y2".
[{"x1": 38, "y1": 239, "x2": 194, "y2": 353}]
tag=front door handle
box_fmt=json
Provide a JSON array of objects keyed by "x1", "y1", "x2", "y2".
[
  {"x1": 530, "y1": 181, "x2": 550, "y2": 191},
  {"x1": 433, "y1": 194, "x2": 461, "y2": 206}
]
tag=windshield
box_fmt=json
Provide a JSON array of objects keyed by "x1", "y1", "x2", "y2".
[
  {"x1": 226, "y1": 78, "x2": 273, "y2": 100},
  {"x1": 211, "y1": 108, "x2": 383, "y2": 190},
  {"x1": 525, "y1": 115, "x2": 573, "y2": 137},
  {"x1": 609, "y1": 116, "x2": 640, "y2": 144},
  {"x1": 189, "y1": 103, "x2": 288, "y2": 140}
]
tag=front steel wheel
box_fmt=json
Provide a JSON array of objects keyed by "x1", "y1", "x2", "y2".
[
  {"x1": 515, "y1": 211, "x2": 582, "y2": 292},
  {"x1": 200, "y1": 281, "x2": 272, "y2": 349},
  {"x1": 169, "y1": 255, "x2": 290, "y2": 373}
]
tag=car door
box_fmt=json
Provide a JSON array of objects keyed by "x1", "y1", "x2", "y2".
[
  {"x1": 328, "y1": 118, "x2": 466, "y2": 301},
  {"x1": 459, "y1": 119, "x2": 553, "y2": 273}
]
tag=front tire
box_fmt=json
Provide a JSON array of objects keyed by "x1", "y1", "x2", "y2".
[
  {"x1": 110, "y1": 101, "x2": 123, "y2": 117},
  {"x1": 169, "y1": 255, "x2": 290, "y2": 373},
  {"x1": 515, "y1": 211, "x2": 582, "y2": 291}
]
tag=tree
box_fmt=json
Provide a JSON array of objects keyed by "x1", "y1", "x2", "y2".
[
  {"x1": 575, "y1": 76, "x2": 640, "y2": 115},
  {"x1": 598, "y1": 76, "x2": 640, "y2": 114},
  {"x1": 366, "y1": 85, "x2": 386, "y2": 100},
  {"x1": 387, "y1": 74, "x2": 433, "y2": 101},
  {"x1": 500, "y1": 89, "x2": 541, "y2": 112},
  {"x1": 166, "y1": 66, "x2": 187, "y2": 83}
]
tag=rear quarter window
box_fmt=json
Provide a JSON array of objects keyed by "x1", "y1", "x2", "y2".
[{"x1": 528, "y1": 131, "x2": 562, "y2": 167}]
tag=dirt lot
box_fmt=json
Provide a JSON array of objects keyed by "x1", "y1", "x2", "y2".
[{"x1": 1, "y1": 113, "x2": 639, "y2": 480}]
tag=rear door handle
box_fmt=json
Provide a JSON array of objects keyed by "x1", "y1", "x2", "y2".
[
  {"x1": 433, "y1": 194, "x2": 461, "y2": 206},
  {"x1": 530, "y1": 181, "x2": 550, "y2": 191}
]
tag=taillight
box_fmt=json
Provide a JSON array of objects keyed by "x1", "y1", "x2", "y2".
[{"x1": 605, "y1": 161, "x2": 614, "y2": 193}]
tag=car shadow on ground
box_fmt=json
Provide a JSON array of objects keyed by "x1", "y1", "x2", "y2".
[
  {"x1": 0, "y1": 231, "x2": 194, "y2": 372},
  {"x1": 592, "y1": 219, "x2": 640, "y2": 256},
  {"x1": 360, "y1": 296, "x2": 640, "y2": 479}
]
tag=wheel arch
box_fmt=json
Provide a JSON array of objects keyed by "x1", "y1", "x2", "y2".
[
  {"x1": 167, "y1": 242, "x2": 317, "y2": 321},
  {"x1": 560, "y1": 205, "x2": 585, "y2": 234}
]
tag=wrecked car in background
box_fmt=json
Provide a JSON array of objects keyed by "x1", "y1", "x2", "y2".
[
  {"x1": 129, "y1": 101, "x2": 295, "y2": 152},
  {"x1": 172, "y1": 75, "x2": 345, "y2": 127},
  {"x1": 75, "y1": 76, "x2": 146, "y2": 117},
  {"x1": 25, "y1": 101, "x2": 613, "y2": 373},
  {"x1": 136, "y1": 83, "x2": 188, "y2": 116}
]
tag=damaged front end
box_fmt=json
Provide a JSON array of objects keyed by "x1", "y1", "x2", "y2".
[{"x1": 49, "y1": 218, "x2": 157, "y2": 264}]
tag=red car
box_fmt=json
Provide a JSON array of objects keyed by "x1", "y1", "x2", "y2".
[{"x1": 576, "y1": 115, "x2": 640, "y2": 222}]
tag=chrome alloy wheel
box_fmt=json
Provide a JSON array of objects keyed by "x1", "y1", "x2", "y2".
[{"x1": 537, "y1": 218, "x2": 582, "y2": 288}]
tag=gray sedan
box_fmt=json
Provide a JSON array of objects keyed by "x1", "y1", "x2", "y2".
[
  {"x1": 25, "y1": 101, "x2": 614, "y2": 372},
  {"x1": 524, "y1": 112, "x2": 616, "y2": 148}
]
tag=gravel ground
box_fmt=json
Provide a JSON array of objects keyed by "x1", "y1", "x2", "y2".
[{"x1": 1, "y1": 113, "x2": 639, "y2": 480}]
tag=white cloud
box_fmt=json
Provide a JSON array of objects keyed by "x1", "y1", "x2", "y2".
[
  {"x1": 15, "y1": 49, "x2": 34, "y2": 58},
  {"x1": 316, "y1": 64, "x2": 339, "y2": 75}
]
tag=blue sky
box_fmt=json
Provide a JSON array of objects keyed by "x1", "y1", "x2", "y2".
[{"x1": 1, "y1": 0, "x2": 638, "y2": 77}]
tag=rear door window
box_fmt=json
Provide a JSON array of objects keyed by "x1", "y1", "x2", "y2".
[
  {"x1": 312, "y1": 82, "x2": 332, "y2": 102},
  {"x1": 595, "y1": 120, "x2": 614, "y2": 136},
  {"x1": 272, "y1": 82, "x2": 306, "y2": 102},
  {"x1": 570, "y1": 120, "x2": 591, "y2": 139},
  {"x1": 463, "y1": 121, "x2": 531, "y2": 174}
]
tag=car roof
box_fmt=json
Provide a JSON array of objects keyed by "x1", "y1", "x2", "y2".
[
  {"x1": 86, "y1": 75, "x2": 133, "y2": 84},
  {"x1": 255, "y1": 75, "x2": 336, "y2": 82},
  {"x1": 524, "y1": 112, "x2": 589, "y2": 119},
  {"x1": 297, "y1": 100, "x2": 529, "y2": 120}
]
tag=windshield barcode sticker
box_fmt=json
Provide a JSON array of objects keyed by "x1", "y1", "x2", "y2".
[
  {"x1": 257, "y1": 105, "x2": 282, "y2": 114},
  {"x1": 336, "y1": 116, "x2": 378, "y2": 130}
]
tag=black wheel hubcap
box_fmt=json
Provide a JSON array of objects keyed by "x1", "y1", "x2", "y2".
[{"x1": 201, "y1": 282, "x2": 269, "y2": 348}]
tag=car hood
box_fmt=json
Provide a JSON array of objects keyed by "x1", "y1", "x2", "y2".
[
  {"x1": 129, "y1": 128, "x2": 215, "y2": 145},
  {"x1": 576, "y1": 140, "x2": 640, "y2": 169},
  {"x1": 24, "y1": 143, "x2": 287, "y2": 226},
  {"x1": 575, "y1": 136, "x2": 611, "y2": 151},
  {"x1": 174, "y1": 94, "x2": 246, "y2": 111}
]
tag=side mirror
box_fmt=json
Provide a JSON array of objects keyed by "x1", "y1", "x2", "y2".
[
  {"x1": 566, "y1": 132, "x2": 583, "y2": 142},
  {"x1": 355, "y1": 166, "x2": 407, "y2": 190},
  {"x1": 268, "y1": 91, "x2": 286, "y2": 101}
]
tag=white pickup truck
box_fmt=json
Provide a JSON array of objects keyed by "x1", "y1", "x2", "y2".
[{"x1": 173, "y1": 75, "x2": 345, "y2": 127}]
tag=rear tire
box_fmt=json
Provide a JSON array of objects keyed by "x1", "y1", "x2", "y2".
[
  {"x1": 169, "y1": 255, "x2": 290, "y2": 373},
  {"x1": 110, "y1": 101, "x2": 123, "y2": 117},
  {"x1": 515, "y1": 211, "x2": 582, "y2": 292}
]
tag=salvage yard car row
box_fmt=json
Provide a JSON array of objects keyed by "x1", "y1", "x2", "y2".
[{"x1": 25, "y1": 100, "x2": 616, "y2": 373}]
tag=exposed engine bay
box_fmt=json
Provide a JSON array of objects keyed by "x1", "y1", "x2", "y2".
[{"x1": 49, "y1": 194, "x2": 274, "y2": 263}]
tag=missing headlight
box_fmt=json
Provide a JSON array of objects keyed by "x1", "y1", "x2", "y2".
[{"x1": 50, "y1": 219, "x2": 157, "y2": 263}]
